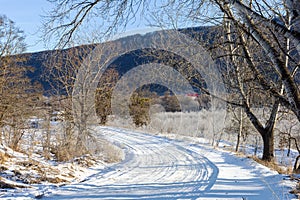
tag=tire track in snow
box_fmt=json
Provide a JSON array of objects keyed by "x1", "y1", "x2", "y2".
[
  {"x1": 102, "y1": 127, "x2": 216, "y2": 188},
  {"x1": 44, "y1": 126, "x2": 218, "y2": 199}
]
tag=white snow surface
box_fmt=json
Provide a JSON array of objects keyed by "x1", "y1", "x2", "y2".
[{"x1": 2, "y1": 126, "x2": 295, "y2": 199}]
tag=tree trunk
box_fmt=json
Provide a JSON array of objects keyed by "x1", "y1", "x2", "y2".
[
  {"x1": 261, "y1": 130, "x2": 274, "y2": 161},
  {"x1": 235, "y1": 107, "x2": 243, "y2": 152},
  {"x1": 293, "y1": 155, "x2": 300, "y2": 173}
]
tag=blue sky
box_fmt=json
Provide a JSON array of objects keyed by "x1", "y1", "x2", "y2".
[
  {"x1": 0, "y1": 0, "x2": 53, "y2": 52},
  {"x1": 0, "y1": 0, "x2": 156, "y2": 53},
  {"x1": 0, "y1": 0, "x2": 197, "y2": 53}
]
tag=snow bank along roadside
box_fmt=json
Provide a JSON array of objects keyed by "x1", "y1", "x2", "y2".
[{"x1": 0, "y1": 126, "x2": 124, "y2": 199}]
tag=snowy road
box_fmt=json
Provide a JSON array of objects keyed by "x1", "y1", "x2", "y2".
[{"x1": 44, "y1": 127, "x2": 291, "y2": 200}]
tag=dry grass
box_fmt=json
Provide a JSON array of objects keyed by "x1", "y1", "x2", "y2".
[
  {"x1": 96, "y1": 139, "x2": 124, "y2": 163},
  {"x1": 0, "y1": 152, "x2": 8, "y2": 164},
  {"x1": 72, "y1": 154, "x2": 97, "y2": 167},
  {"x1": 0, "y1": 148, "x2": 78, "y2": 188},
  {"x1": 50, "y1": 145, "x2": 75, "y2": 162},
  {"x1": 250, "y1": 155, "x2": 293, "y2": 174},
  {"x1": 289, "y1": 179, "x2": 300, "y2": 199}
]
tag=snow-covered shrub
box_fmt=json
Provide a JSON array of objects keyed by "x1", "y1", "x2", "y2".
[{"x1": 144, "y1": 109, "x2": 226, "y2": 141}]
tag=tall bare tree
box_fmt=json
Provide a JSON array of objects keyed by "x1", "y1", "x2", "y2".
[
  {"x1": 0, "y1": 15, "x2": 42, "y2": 150},
  {"x1": 43, "y1": 45, "x2": 93, "y2": 160},
  {"x1": 43, "y1": 40, "x2": 122, "y2": 160}
]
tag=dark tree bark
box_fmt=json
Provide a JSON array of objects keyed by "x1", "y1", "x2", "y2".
[
  {"x1": 261, "y1": 129, "x2": 275, "y2": 161},
  {"x1": 242, "y1": 100, "x2": 279, "y2": 161}
]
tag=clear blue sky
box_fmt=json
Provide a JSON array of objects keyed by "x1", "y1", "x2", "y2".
[
  {"x1": 0, "y1": 0, "x2": 53, "y2": 53},
  {"x1": 0, "y1": 0, "x2": 156, "y2": 53},
  {"x1": 0, "y1": 0, "x2": 195, "y2": 53}
]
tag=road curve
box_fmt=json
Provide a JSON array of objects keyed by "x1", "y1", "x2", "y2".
[{"x1": 45, "y1": 126, "x2": 218, "y2": 199}]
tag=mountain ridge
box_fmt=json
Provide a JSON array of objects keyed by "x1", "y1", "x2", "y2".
[{"x1": 21, "y1": 26, "x2": 219, "y2": 95}]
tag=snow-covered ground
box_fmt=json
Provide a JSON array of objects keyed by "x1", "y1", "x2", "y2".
[
  {"x1": 0, "y1": 145, "x2": 107, "y2": 200},
  {"x1": 1, "y1": 126, "x2": 293, "y2": 199}
]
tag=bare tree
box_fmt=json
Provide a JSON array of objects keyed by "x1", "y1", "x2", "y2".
[
  {"x1": 0, "y1": 15, "x2": 42, "y2": 150},
  {"x1": 95, "y1": 68, "x2": 119, "y2": 124},
  {"x1": 43, "y1": 40, "x2": 122, "y2": 160},
  {"x1": 43, "y1": 46, "x2": 91, "y2": 160},
  {"x1": 210, "y1": 1, "x2": 299, "y2": 162},
  {"x1": 221, "y1": 1, "x2": 299, "y2": 161},
  {"x1": 207, "y1": 0, "x2": 300, "y2": 114}
]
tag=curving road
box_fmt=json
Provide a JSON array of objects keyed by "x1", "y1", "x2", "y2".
[
  {"x1": 43, "y1": 127, "x2": 287, "y2": 200},
  {"x1": 44, "y1": 127, "x2": 218, "y2": 199}
]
